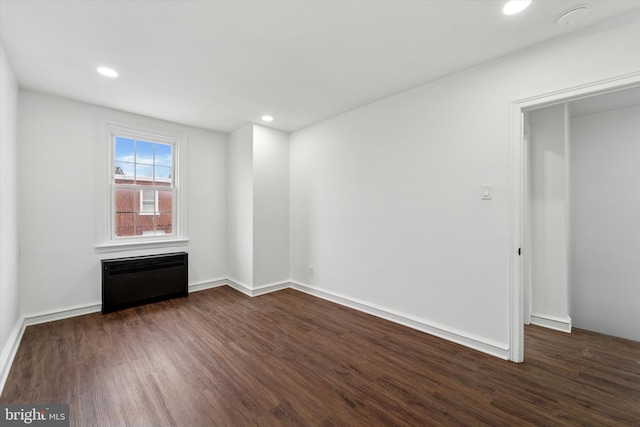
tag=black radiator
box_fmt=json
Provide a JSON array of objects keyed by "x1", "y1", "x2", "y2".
[{"x1": 101, "y1": 252, "x2": 188, "y2": 314}]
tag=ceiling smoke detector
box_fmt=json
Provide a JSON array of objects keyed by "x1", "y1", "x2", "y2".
[{"x1": 557, "y1": 6, "x2": 590, "y2": 26}]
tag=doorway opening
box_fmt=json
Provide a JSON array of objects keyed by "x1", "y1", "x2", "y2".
[{"x1": 508, "y1": 72, "x2": 640, "y2": 363}]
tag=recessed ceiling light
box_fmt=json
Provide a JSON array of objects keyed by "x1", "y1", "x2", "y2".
[
  {"x1": 503, "y1": 0, "x2": 531, "y2": 15},
  {"x1": 261, "y1": 115, "x2": 274, "y2": 122},
  {"x1": 97, "y1": 67, "x2": 119, "y2": 78}
]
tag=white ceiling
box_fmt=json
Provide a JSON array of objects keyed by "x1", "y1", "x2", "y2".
[{"x1": 1, "y1": 1, "x2": 639, "y2": 133}]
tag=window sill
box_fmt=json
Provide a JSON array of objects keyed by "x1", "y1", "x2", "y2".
[{"x1": 95, "y1": 238, "x2": 190, "y2": 253}]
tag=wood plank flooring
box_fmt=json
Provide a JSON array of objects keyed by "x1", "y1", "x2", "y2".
[{"x1": 2, "y1": 286, "x2": 639, "y2": 426}]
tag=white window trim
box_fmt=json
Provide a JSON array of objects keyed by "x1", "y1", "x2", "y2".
[{"x1": 96, "y1": 119, "x2": 189, "y2": 253}]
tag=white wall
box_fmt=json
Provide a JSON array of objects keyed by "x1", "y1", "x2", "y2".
[
  {"x1": 253, "y1": 125, "x2": 289, "y2": 287},
  {"x1": 570, "y1": 105, "x2": 640, "y2": 341},
  {"x1": 17, "y1": 91, "x2": 227, "y2": 315},
  {"x1": 227, "y1": 125, "x2": 254, "y2": 287},
  {"x1": 0, "y1": 45, "x2": 20, "y2": 370},
  {"x1": 528, "y1": 105, "x2": 570, "y2": 331},
  {"x1": 289, "y1": 16, "x2": 640, "y2": 352}
]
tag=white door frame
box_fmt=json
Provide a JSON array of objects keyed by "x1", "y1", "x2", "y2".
[
  {"x1": 508, "y1": 71, "x2": 640, "y2": 363},
  {"x1": 522, "y1": 120, "x2": 532, "y2": 326}
]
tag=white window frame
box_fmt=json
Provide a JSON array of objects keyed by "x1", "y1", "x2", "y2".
[{"x1": 96, "y1": 120, "x2": 189, "y2": 252}]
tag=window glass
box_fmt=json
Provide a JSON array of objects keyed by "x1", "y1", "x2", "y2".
[{"x1": 112, "y1": 135, "x2": 174, "y2": 238}]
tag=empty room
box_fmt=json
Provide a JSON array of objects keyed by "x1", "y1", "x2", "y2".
[{"x1": 1, "y1": 1, "x2": 639, "y2": 425}]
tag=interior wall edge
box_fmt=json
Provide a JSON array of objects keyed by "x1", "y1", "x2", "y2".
[{"x1": 0, "y1": 42, "x2": 21, "y2": 395}]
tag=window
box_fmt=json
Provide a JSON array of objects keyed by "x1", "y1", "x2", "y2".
[
  {"x1": 113, "y1": 135, "x2": 175, "y2": 238},
  {"x1": 97, "y1": 121, "x2": 187, "y2": 251}
]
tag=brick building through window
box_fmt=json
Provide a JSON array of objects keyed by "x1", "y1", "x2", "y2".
[{"x1": 114, "y1": 176, "x2": 173, "y2": 236}]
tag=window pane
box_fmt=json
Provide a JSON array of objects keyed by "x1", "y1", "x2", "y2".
[
  {"x1": 157, "y1": 213, "x2": 172, "y2": 235},
  {"x1": 155, "y1": 166, "x2": 172, "y2": 184},
  {"x1": 141, "y1": 202, "x2": 155, "y2": 213},
  {"x1": 141, "y1": 189, "x2": 156, "y2": 214},
  {"x1": 115, "y1": 137, "x2": 134, "y2": 162},
  {"x1": 114, "y1": 161, "x2": 134, "y2": 182},
  {"x1": 157, "y1": 189, "x2": 172, "y2": 212},
  {"x1": 155, "y1": 143, "x2": 172, "y2": 167},
  {"x1": 157, "y1": 189, "x2": 173, "y2": 234},
  {"x1": 136, "y1": 140, "x2": 155, "y2": 165},
  {"x1": 136, "y1": 164, "x2": 153, "y2": 183},
  {"x1": 115, "y1": 213, "x2": 135, "y2": 237},
  {"x1": 136, "y1": 221, "x2": 155, "y2": 236},
  {"x1": 115, "y1": 188, "x2": 136, "y2": 213}
]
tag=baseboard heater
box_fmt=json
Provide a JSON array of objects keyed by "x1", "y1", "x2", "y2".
[{"x1": 101, "y1": 252, "x2": 188, "y2": 314}]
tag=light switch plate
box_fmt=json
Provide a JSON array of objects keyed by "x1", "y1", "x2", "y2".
[{"x1": 481, "y1": 185, "x2": 493, "y2": 200}]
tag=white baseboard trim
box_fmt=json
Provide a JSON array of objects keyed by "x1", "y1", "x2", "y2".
[
  {"x1": 2, "y1": 276, "x2": 515, "y2": 396},
  {"x1": 530, "y1": 313, "x2": 572, "y2": 333},
  {"x1": 0, "y1": 315, "x2": 26, "y2": 396},
  {"x1": 290, "y1": 281, "x2": 510, "y2": 360},
  {"x1": 25, "y1": 302, "x2": 102, "y2": 327},
  {"x1": 226, "y1": 278, "x2": 290, "y2": 297},
  {"x1": 226, "y1": 278, "x2": 253, "y2": 296},
  {"x1": 23, "y1": 277, "x2": 236, "y2": 327},
  {"x1": 189, "y1": 278, "x2": 227, "y2": 293},
  {"x1": 252, "y1": 280, "x2": 291, "y2": 296}
]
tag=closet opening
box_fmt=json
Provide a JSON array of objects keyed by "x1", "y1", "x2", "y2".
[{"x1": 508, "y1": 74, "x2": 640, "y2": 362}]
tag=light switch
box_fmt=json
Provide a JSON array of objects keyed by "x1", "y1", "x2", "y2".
[{"x1": 481, "y1": 185, "x2": 492, "y2": 200}]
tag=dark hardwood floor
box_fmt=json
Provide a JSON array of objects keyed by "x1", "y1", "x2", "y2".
[{"x1": 2, "y1": 286, "x2": 639, "y2": 426}]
